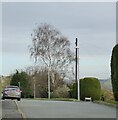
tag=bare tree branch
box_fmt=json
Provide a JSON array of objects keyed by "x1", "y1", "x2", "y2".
[{"x1": 29, "y1": 23, "x2": 74, "y2": 83}]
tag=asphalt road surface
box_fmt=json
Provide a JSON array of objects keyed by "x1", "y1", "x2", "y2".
[{"x1": 17, "y1": 99, "x2": 117, "y2": 118}]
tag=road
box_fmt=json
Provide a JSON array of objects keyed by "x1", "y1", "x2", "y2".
[{"x1": 17, "y1": 99, "x2": 116, "y2": 118}]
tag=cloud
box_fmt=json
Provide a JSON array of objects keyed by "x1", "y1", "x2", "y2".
[
  {"x1": 2, "y1": 2, "x2": 115, "y2": 30},
  {"x1": 1, "y1": 2, "x2": 116, "y2": 77}
]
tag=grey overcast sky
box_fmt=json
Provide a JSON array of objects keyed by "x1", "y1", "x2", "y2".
[{"x1": 1, "y1": 2, "x2": 116, "y2": 79}]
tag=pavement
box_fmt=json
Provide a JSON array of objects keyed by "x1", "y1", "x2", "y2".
[
  {"x1": 116, "y1": 106, "x2": 118, "y2": 120},
  {"x1": 0, "y1": 99, "x2": 2, "y2": 120},
  {"x1": 2, "y1": 100, "x2": 23, "y2": 119}
]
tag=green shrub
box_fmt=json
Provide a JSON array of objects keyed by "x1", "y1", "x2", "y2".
[
  {"x1": 111, "y1": 44, "x2": 118, "y2": 101},
  {"x1": 80, "y1": 77, "x2": 101, "y2": 101},
  {"x1": 0, "y1": 80, "x2": 2, "y2": 93},
  {"x1": 68, "y1": 82, "x2": 77, "y2": 98},
  {"x1": 101, "y1": 88, "x2": 114, "y2": 101},
  {"x1": 51, "y1": 85, "x2": 70, "y2": 98}
]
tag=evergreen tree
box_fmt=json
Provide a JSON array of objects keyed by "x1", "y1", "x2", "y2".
[
  {"x1": 10, "y1": 70, "x2": 32, "y2": 98},
  {"x1": 111, "y1": 44, "x2": 118, "y2": 101}
]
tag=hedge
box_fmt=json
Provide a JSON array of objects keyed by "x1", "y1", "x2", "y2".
[{"x1": 80, "y1": 77, "x2": 101, "y2": 101}]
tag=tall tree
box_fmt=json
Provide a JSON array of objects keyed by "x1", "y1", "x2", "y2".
[
  {"x1": 111, "y1": 44, "x2": 118, "y2": 101},
  {"x1": 29, "y1": 23, "x2": 74, "y2": 85}
]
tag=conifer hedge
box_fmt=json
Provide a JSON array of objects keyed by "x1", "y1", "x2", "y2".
[
  {"x1": 80, "y1": 77, "x2": 101, "y2": 101},
  {"x1": 111, "y1": 44, "x2": 118, "y2": 101}
]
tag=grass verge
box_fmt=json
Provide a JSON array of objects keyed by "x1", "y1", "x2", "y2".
[
  {"x1": 93, "y1": 100, "x2": 118, "y2": 107},
  {"x1": 26, "y1": 98, "x2": 79, "y2": 102}
]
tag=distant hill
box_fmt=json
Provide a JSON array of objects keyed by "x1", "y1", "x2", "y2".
[{"x1": 99, "y1": 78, "x2": 112, "y2": 91}]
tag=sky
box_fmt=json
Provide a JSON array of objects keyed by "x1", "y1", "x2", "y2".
[{"x1": 1, "y1": 2, "x2": 116, "y2": 79}]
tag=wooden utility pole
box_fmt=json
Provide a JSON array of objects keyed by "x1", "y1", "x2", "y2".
[{"x1": 75, "y1": 38, "x2": 78, "y2": 99}]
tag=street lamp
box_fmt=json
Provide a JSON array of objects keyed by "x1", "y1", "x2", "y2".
[
  {"x1": 33, "y1": 75, "x2": 36, "y2": 99},
  {"x1": 48, "y1": 65, "x2": 51, "y2": 99}
]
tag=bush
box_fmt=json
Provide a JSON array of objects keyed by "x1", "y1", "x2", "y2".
[
  {"x1": 51, "y1": 85, "x2": 70, "y2": 98},
  {"x1": 0, "y1": 80, "x2": 2, "y2": 93},
  {"x1": 111, "y1": 44, "x2": 118, "y2": 101},
  {"x1": 101, "y1": 88, "x2": 114, "y2": 101},
  {"x1": 80, "y1": 77, "x2": 101, "y2": 101},
  {"x1": 68, "y1": 82, "x2": 77, "y2": 98}
]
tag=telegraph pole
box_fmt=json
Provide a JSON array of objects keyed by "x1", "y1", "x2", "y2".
[{"x1": 75, "y1": 38, "x2": 78, "y2": 99}]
